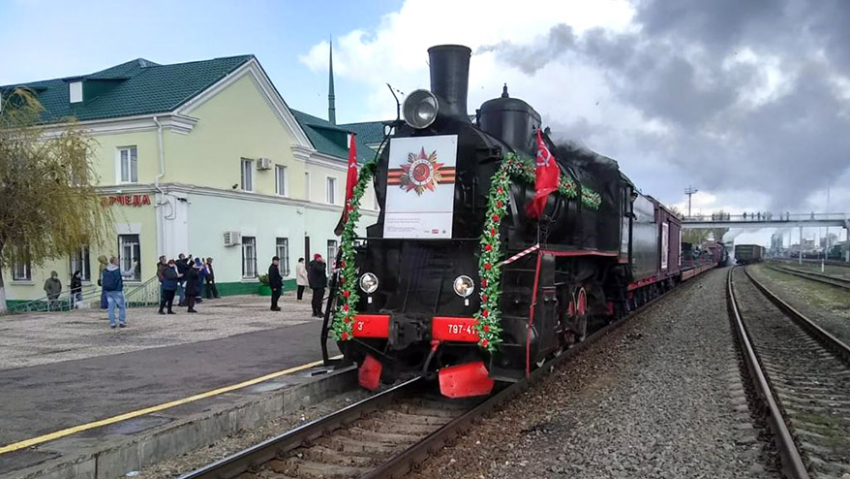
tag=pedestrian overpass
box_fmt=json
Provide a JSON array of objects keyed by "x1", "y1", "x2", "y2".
[{"x1": 681, "y1": 213, "x2": 849, "y2": 230}]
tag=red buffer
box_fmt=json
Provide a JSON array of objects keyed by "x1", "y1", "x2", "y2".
[
  {"x1": 438, "y1": 361, "x2": 495, "y2": 398},
  {"x1": 359, "y1": 354, "x2": 382, "y2": 391}
]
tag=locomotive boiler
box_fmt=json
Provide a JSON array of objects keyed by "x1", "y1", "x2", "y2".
[{"x1": 322, "y1": 45, "x2": 719, "y2": 398}]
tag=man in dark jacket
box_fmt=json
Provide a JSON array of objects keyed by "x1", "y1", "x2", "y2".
[
  {"x1": 205, "y1": 257, "x2": 220, "y2": 299},
  {"x1": 175, "y1": 253, "x2": 189, "y2": 306},
  {"x1": 159, "y1": 260, "x2": 181, "y2": 314},
  {"x1": 70, "y1": 270, "x2": 83, "y2": 309},
  {"x1": 268, "y1": 256, "x2": 283, "y2": 311},
  {"x1": 308, "y1": 254, "x2": 327, "y2": 318},
  {"x1": 185, "y1": 261, "x2": 200, "y2": 313}
]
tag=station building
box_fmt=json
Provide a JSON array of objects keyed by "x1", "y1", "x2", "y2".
[{"x1": 1, "y1": 55, "x2": 382, "y2": 304}]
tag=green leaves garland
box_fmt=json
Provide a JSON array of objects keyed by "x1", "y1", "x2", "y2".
[{"x1": 332, "y1": 159, "x2": 378, "y2": 341}]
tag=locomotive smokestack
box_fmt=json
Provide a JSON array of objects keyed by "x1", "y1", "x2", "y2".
[{"x1": 428, "y1": 45, "x2": 471, "y2": 122}]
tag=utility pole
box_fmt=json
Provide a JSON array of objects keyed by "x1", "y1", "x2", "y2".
[
  {"x1": 800, "y1": 226, "x2": 804, "y2": 265},
  {"x1": 824, "y1": 185, "x2": 830, "y2": 272},
  {"x1": 684, "y1": 186, "x2": 698, "y2": 218}
]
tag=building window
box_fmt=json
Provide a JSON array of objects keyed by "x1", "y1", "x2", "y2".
[
  {"x1": 118, "y1": 146, "x2": 138, "y2": 184},
  {"x1": 69, "y1": 246, "x2": 91, "y2": 282},
  {"x1": 304, "y1": 172, "x2": 311, "y2": 201},
  {"x1": 327, "y1": 240, "x2": 338, "y2": 275},
  {"x1": 118, "y1": 234, "x2": 141, "y2": 281},
  {"x1": 276, "y1": 238, "x2": 290, "y2": 276},
  {"x1": 12, "y1": 259, "x2": 31, "y2": 282},
  {"x1": 275, "y1": 165, "x2": 288, "y2": 196},
  {"x1": 326, "y1": 177, "x2": 337, "y2": 205},
  {"x1": 241, "y1": 159, "x2": 254, "y2": 192},
  {"x1": 242, "y1": 236, "x2": 257, "y2": 278}
]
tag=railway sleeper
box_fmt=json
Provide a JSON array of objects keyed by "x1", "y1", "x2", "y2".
[
  {"x1": 289, "y1": 445, "x2": 379, "y2": 467},
  {"x1": 336, "y1": 426, "x2": 424, "y2": 444},
  {"x1": 356, "y1": 418, "x2": 441, "y2": 435},
  {"x1": 316, "y1": 435, "x2": 403, "y2": 455},
  {"x1": 369, "y1": 409, "x2": 453, "y2": 426},
  {"x1": 271, "y1": 457, "x2": 370, "y2": 479}
]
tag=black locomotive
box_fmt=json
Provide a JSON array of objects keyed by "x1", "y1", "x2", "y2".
[{"x1": 323, "y1": 45, "x2": 719, "y2": 398}]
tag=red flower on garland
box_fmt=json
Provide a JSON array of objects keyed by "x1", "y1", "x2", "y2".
[
  {"x1": 481, "y1": 339, "x2": 489, "y2": 348},
  {"x1": 483, "y1": 324, "x2": 490, "y2": 332},
  {"x1": 490, "y1": 229, "x2": 497, "y2": 236},
  {"x1": 485, "y1": 244, "x2": 492, "y2": 252},
  {"x1": 496, "y1": 200, "x2": 503, "y2": 208},
  {"x1": 482, "y1": 294, "x2": 488, "y2": 302},
  {"x1": 482, "y1": 309, "x2": 489, "y2": 318},
  {"x1": 343, "y1": 304, "x2": 349, "y2": 312},
  {"x1": 482, "y1": 279, "x2": 488, "y2": 287},
  {"x1": 342, "y1": 332, "x2": 349, "y2": 340},
  {"x1": 343, "y1": 290, "x2": 350, "y2": 298},
  {"x1": 484, "y1": 263, "x2": 492, "y2": 271},
  {"x1": 492, "y1": 214, "x2": 500, "y2": 223}
]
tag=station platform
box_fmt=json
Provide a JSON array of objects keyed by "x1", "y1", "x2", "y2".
[{"x1": 0, "y1": 294, "x2": 349, "y2": 479}]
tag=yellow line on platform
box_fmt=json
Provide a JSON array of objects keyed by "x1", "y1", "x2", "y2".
[{"x1": 0, "y1": 355, "x2": 343, "y2": 455}]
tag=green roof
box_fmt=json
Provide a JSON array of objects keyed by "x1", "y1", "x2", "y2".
[
  {"x1": 339, "y1": 120, "x2": 389, "y2": 146},
  {"x1": 1, "y1": 55, "x2": 253, "y2": 123},
  {"x1": 290, "y1": 109, "x2": 376, "y2": 163}
]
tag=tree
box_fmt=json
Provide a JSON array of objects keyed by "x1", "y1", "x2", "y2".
[{"x1": 0, "y1": 89, "x2": 110, "y2": 312}]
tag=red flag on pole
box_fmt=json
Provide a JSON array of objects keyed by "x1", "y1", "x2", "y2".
[
  {"x1": 335, "y1": 133, "x2": 359, "y2": 236},
  {"x1": 526, "y1": 129, "x2": 560, "y2": 219},
  {"x1": 344, "y1": 133, "x2": 358, "y2": 212}
]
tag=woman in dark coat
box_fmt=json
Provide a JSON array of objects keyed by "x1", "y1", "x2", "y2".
[
  {"x1": 159, "y1": 261, "x2": 180, "y2": 314},
  {"x1": 185, "y1": 262, "x2": 200, "y2": 313}
]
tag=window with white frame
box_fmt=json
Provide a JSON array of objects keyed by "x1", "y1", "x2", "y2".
[
  {"x1": 327, "y1": 240, "x2": 338, "y2": 275},
  {"x1": 276, "y1": 238, "x2": 290, "y2": 276},
  {"x1": 326, "y1": 177, "x2": 337, "y2": 205},
  {"x1": 275, "y1": 165, "x2": 288, "y2": 196},
  {"x1": 69, "y1": 246, "x2": 91, "y2": 282},
  {"x1": 12, "y1": 259, "x2": 31, "y2": 281},
  {"x1": 241, "y1": 159, "x2": 254, "y2": 192},
  {"x1": 117, "y1": 146, "x2": 138, "y2": 184},
  {"x1": 118, "y1": 234, "x2": 141, "y2": 281},
  {"x1": 304, "y1": 172, "x2": 311, "y2": 201},
  {"x1": 242, "y1": 236, "x2": 257, "y2": 278}
]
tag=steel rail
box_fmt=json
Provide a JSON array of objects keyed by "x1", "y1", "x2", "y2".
[
  {"x1": 745, "y1": 267, "x2": 850, "y2": 365},
  {"x1": 766, "y1": 264, "x2": 850, "y2": 291},
  {"x1": 727, "y1": 267, "x2": 810, "y2": 479},
  {"x1": 180, "y1": 269, "x2": 710, "y2": 479}
]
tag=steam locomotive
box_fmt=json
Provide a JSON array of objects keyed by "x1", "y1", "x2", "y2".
[{"x1": 323, "y1": 45, "x2": 723, "y2": 398}]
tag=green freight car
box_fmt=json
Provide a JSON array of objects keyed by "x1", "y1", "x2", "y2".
[{"x1": 735, "y1": 244, "x2": 765, "y2": 265}]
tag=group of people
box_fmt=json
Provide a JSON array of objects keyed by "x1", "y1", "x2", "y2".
[
  {"x1": 269, "y1": 254, "x2": 328, "y2": 317},
  {"x1": 155, "y1": 255, "x2": 219, "y2": 314}
]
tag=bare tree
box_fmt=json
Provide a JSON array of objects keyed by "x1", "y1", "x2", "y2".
[{"x1": 0, "y1": 89, "x2": 110, "y2": 312}]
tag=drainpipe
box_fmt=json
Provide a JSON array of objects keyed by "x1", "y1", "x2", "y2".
[{"x1": 153, "y1": 116, "x2": 166, "y2": 257}]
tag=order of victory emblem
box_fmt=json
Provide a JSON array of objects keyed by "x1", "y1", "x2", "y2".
[{"x1": 388, "y1": 147, "x2": 456, "y2": 196}]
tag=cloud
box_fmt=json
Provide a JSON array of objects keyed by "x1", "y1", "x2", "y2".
[{"x1": 301, "y1": 0, "x2": 850, "y2": 219}]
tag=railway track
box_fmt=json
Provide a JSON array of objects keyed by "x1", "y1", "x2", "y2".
[
  {"x1": 728, "y1": 266, "x2": 850, "y2": 479},
  {"x1": 766, "y1": 264, "x2": 850, "y2": 291},
  {"x1": 178, "y1": 272, "x2": 703, "y2": 479}
]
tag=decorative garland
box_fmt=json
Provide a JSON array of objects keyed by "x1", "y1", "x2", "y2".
[
  {"x1": 331, "y1": 151, "x2": 602, "y2": 352},
  {"x1": 331, "y1": 159, "x2": 378, "y2": 341}
]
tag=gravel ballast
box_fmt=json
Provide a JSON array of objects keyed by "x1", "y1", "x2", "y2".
[{"x1": 410, "y1": 268, "x2": 779, "y2": 479}]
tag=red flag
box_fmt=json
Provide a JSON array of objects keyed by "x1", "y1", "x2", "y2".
[
  {"x1": 526, "y1": 129, "x2": 560, "y2": 219},
  {"x1": 344, "y1": 133, "x2": 358, "y2": 211}
]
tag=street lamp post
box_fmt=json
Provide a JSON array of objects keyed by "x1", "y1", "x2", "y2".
[{"x1": 685, "y1": 186, "x2": 698, "y2": 218}]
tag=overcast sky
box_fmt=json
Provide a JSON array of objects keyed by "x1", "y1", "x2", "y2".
[{"x1": 3, "y1": 0, "x2": 847, "y2": 246}]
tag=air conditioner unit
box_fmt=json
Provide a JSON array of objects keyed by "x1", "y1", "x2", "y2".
[
  {"x1": 223, "y1": 231, "x2": 242, "y2": 247},
  {"x1": 257, "y1": 157, "x2": 272, "y2": 171}
]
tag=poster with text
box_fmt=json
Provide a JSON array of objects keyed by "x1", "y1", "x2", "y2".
[{"x1": 383, "y1": 135, "x2": 458, "y2": 239}]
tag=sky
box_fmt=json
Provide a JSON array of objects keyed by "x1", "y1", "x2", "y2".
[{"x1": 2, "y1": 0, "x2": 848, "y2": 247}]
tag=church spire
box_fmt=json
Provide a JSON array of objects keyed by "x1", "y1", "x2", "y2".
[{"x1": 328, "y1": 37, "x2": 336, "y2": 125}]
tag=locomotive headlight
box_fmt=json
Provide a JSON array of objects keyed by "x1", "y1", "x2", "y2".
[
  {"x1": 453, "y1": 275, "x2": 475, "y2": 298},
  {"x1": 359, "y1": 272, "x2": 379, "y2": 294},
  {"x1": 402, "y1": 89, "x2": 439, "y2": 129}
]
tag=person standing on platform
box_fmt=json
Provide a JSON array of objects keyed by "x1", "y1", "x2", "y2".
[
  {"x1": 43, "y1": 271, "x2": 62, "y2": 310},
  {"x1": 205, "y1": 257, "x2": 219, "y2": 299},
  {"x1": 102, "y1": 256, "x2": 134, "y2": 329},
  {"x1": 185, "y1": 260, "x2": 200, "y2": 313},
  {"x1": 194, "y1": 257, "x2": 206, "y2": 303},
  {"x1": 159, "y1": 260, "x2": 180, "y2": 314},
  {"x1": 269, "y1": 256, "x2": 283, "y2": 311},
  {"x1": 70, "y1": 270, "x2": 83, "y2": 309},
  {"x1": 175, "y1": 254, "x2": 190, "y2": 306},
  {"x1": 97, "y1": 255, "x2": 109, "y2": 310},
  {"x1": 308, "y1": 254, "x2": 327, "y2": 318},
  {"x1": 295, "y1": 258, "x2": 308, "y2": 301}
]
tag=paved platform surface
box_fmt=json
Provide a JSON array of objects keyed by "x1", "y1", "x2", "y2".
[
  {"x1": 0, "y1": 293, "x2": 337, "y2": 448},
  {"x1": 0, "y1": 294, "x2": 317, "y2": 370}
]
